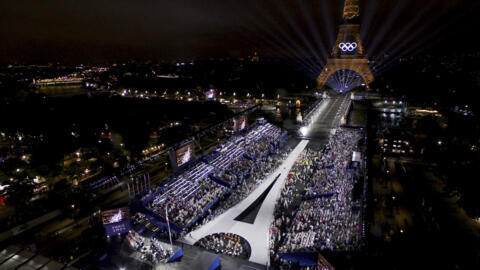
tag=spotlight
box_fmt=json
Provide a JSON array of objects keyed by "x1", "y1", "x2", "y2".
[{"x1": 300, "y1": 127, "x2": 308, "y2": 136}]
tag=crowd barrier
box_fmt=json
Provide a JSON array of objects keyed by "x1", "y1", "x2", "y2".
[
  {"x1": 167, "y1": 248, "x2": 184, "y2": 263},
  {"x1": 278, "y1": 252, "x2": 318, "y2": 267},
  {"x1": 208, "y1": 174, "x2": 230, "y2": 188},
  {"x1": 305, "y1": 192, "x2": 336, "y2": 200}
]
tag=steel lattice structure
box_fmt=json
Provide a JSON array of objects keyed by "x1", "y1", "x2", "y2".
[{"x1": 317, "y1": 0, "x2": 374, "y2": 90}]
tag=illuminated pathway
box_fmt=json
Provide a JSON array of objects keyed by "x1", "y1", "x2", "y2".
[{"x1": 181, "y1": 95, "x2": 349, "y2": 266}]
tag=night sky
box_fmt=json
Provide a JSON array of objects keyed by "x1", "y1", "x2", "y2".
[{"x1": 1, "y1": 0, "x2": 479, "y2": 63}]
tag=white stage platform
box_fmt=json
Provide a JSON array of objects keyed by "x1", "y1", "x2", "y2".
[{"x1": 181, "y1": 139, "x2": 309, "y2": 266}]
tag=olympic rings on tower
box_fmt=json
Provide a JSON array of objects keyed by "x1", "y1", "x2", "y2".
[{"x1": 339, "y1": 42, "x2": 358, "y2": 52}]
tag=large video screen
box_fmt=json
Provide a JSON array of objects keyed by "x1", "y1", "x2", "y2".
[
  {"x1": 102, "y1": 208, "x2": 130, "y2": 225},
  {"x1": 233, "y1": 116, "x2": 247, "y2": 132},
  {"x1": 176, "y1": 142, "x2": 195, "y2": 167}
]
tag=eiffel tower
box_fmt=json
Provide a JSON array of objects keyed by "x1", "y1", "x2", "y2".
[{"x1": 317, "y1": 0, "x2": 374, "y2": 90}]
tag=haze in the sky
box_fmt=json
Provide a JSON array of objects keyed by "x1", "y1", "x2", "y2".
[{"x1": 1, "y1": 0, "x2": 478, "y2": 63}]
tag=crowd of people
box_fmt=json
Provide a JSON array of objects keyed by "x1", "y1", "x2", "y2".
[
  {"x1": 144, "y1": 123, "x2": 287, "y2": 230},
  {"x1": 214, "y1": 156, "x2": 252, "y2": 186},
  {"x1": 126, "y1": 98, "x2": 367, "y2": 268},
  {"x1": 196, "y1": 233, "x2": 250, "y2": 259},
  {"x1": 152, "y1": 178, "x2": 227, "y2": 228},
  {"x1": 270, "y1": 128, "x2": 365, "y2": 267},
  {"x1": 197, "y1": 146, "x2": 291, "y2": 228},
  {"x1": 212, "y1": 124, "x2": 283, "y2": 186},
  {"x1": 126, "y1": 231, "x2": 173, "y2": 264}
]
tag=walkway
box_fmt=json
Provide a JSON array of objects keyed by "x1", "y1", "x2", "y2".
[{"x1": 181, "y1": 139, "x2": 309, "y2": 265}]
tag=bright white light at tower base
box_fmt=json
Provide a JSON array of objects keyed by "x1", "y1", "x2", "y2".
[{"x1": 300, "y1": 127, "x2": 308, "y2": 136}]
